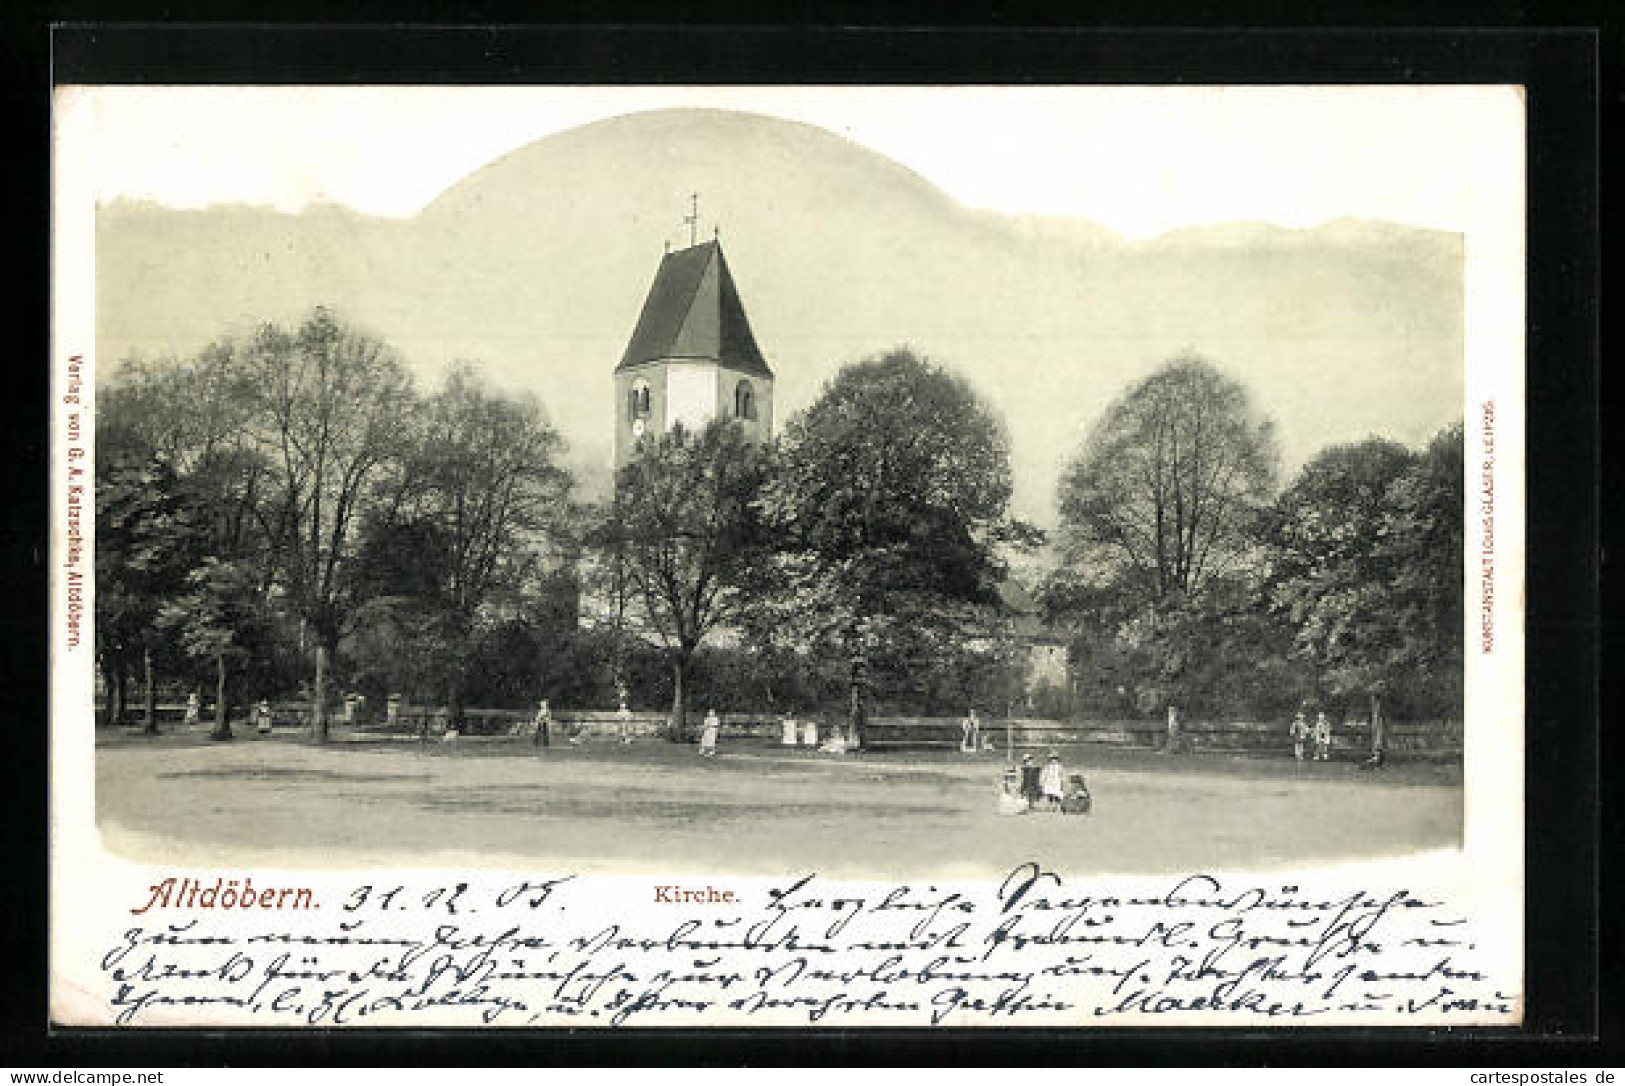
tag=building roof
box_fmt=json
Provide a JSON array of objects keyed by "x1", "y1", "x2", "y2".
[{"x1": 616, "y1": 240, "x2": 774, "y2": 379}]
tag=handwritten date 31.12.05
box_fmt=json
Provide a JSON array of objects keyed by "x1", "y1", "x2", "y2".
[{"x1": 100, "y1": 864, "x2": 1514, "y2": 1027}]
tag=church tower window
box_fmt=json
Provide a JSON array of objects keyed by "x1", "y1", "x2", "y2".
[{"x1": 613, "y1": 237, "x2": 774, "y2": 468}]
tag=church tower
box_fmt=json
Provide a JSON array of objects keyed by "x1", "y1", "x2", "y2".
[{"x1": 613, "y1": 238, "x2": 775, "y2": 469}]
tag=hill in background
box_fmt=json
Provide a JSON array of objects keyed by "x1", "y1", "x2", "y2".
[{"x1": 97, "y1": 108, "x2": 1463, "y2": 522}]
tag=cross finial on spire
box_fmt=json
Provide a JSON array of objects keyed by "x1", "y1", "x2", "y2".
[{"x1": 684, "y1": 193, "x2": 698, "y2": 247}]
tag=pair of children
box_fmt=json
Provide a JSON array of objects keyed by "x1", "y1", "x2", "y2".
[
  {"x1": 1000, "y1": 752, "x2": 1091, "y2": 815},
  {"x1": 1291, "y1": 711, "x2": 1333, "y2": 761}
]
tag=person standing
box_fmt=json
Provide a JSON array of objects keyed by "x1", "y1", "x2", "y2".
[
  {"x1": 256, "y1": 700, "x2": 273, "y2": 735},
  {"x1": 1312, "y1": 711, "x2": 1332, "y2": 761},
  {"x1": 699, "y1": 709, "x2": 720, "y2": 758},
  {"x1": 1019, "y1": 754, "x2": 1042, "y2": 806},
  {"x1": 1039, "y1": 751, "x2": 1065, "y2": 810},
  {"x1": 617, "y1": 697, "x2": 634, "y2": 745},
  {"x1": 183, "y1": 692, "x2": 201, "y2": 730},
  {"x1": 1164, "y1": 705, "x2": 1183, "y2": 754},
  {"x1": 532, "y1": 699, "x2": 552, "y2": 748},
  {"x1": 1290, "y1": 710, "x2": 1310, "y2": 762},
  {"x1": 960, "y1": 709, "x2": 981, "y2": 753}
]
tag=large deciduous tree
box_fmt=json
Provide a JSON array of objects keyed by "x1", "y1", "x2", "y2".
[
  {"x1": 1268, "y1": 425, "x2": 1464, "y2": 752},
  {"x1": 358, "y1": 363, "x2": 574, "y2": 724},
  {"x1": 1378, "y1": 423, "x2": 1465, "y2": 713},
  {"x1": 157, "y1": 558, "x2": 269, "y2": 740},
  {"x1": 765, "y1": 347, "x2": 1030, "y2": 743},
  {"x1": 93, "y1": 453, "x2": 203, "y2": 730},
  {"x1": 606, "y1": 419, "x2": 771, "y2": 740},
  {"x1": 243, "y1": 308, "x2": 416, "y2": 740},
  {"x1": 1050, "y1": 355, "x2": 1278, "y2": 730},
  {"x1": 1057, "y1": 353, "x2": 1278, "y2": 607},
  {"x1": 1267, "y1": 436, "x2": 1416, "y2": 755}
]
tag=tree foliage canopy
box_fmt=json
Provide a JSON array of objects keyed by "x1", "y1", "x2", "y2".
[
  {"x1": 769, "y1": 348, "x2": 1020, "y2": 612},
  {"x1": 605, "y1": 419, "x2": 772, "y2": 733},
  {"x1": 95, "y1": 308, "x2": 575, "y2": 735},
  {"x1": 1267, "y1": 428, "x2": 1463, "y2": 715},
  {"x1": 763, "y1": 347, "x2": 1033, "y2": 732},
  {"x1": 1057, "y1": 353, "x2": 1278, "y2": 605}
]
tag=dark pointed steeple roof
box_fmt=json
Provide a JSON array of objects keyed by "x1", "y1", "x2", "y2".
[{"x1": 616, "y1": 240, "x2": 773, "y2": 379}]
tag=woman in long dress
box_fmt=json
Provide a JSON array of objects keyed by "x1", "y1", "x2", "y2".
[{"x1": 699, "y1": 709, "x2": 720, "y2": 758}]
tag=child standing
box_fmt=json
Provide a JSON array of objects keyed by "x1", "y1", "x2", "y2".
[
  {"x1": 1019, "y1": 754, "x2": 1042, "y2": 806},
  {"x1": 617, "y1": 697, "x2": 633, "y2": 745},
  {"x1": 997, "y1": 768, "x2": 1029, "y2": 815},
  {"x1": 1039, "y1": 751, "x2": 1065, "y2": 811},
  {"x1": 1290, "y1": 710, "x2": 1310, "y2": 762},
  {"x1": 1313, "y1": 712, "x2": 1332, "y2": 761}
]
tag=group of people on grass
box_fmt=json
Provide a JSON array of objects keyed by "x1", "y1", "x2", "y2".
[
  {"x1": 997, "y1": 750, "x2": 1092, "y2": 816},
  {"x1": 182, "y1": 689, "x2": 1383, "y2": 778},
  {"x1": 525, "y1": 696, "x2": 726, "y2": 756}
]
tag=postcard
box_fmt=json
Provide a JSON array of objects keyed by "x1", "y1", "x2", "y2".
[{"x1": 51, "y1": 84, "x2": 1525, "y2": 1027}]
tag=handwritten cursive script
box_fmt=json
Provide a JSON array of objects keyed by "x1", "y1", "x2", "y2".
[{"x1": 92, "y1": 864, "x2": 1514, "y2": 1027}]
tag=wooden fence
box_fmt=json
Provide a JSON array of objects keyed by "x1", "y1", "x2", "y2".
[{"x1": 104, "y1": 699, "x2": 1463, "y2": 762}]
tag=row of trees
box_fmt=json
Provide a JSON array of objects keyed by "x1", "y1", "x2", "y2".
[
  {"x1": 97, "y1": 312, "x2": 1032, "y2": 743},
  {"x1": 97, "y1": 307, "x2": 1463, "y2": 746},
  {"x1": 97, "y1": 309, "x2": 575, "y2": 739},
  {"x1": 1045, "y1": 354, "x2": 1463, "y2": 727}
]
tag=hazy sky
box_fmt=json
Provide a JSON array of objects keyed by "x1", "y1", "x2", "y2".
[{"x1": 64, "y1": 85, "x2": 1521, "y2": 238}]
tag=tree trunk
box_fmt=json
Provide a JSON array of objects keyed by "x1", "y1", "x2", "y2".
[
  {"x1": 448, "y1": 670, "x2": 466, "y2": 731},
  {"x1": 847, "y1": 652, "x2": 868, "y2": 748},
  {"x1": 104, "y1": 662, "x2": 124, "y2": 725},
  {"x1": 1370, "y1": 693, "x2": 1386, "y2": 764},
  {"x1": 211, "y1": 652, "x2": 232, "y2": 741},
  {"x1": 142, "y1": 647, "x2": 158, "y2": 734},
  {"x1": 312, "y1": 640, "x2": 331, "y2": 742},
  {"x1": 670, "y1": 657, "x2": 687, "y2": 742}
]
